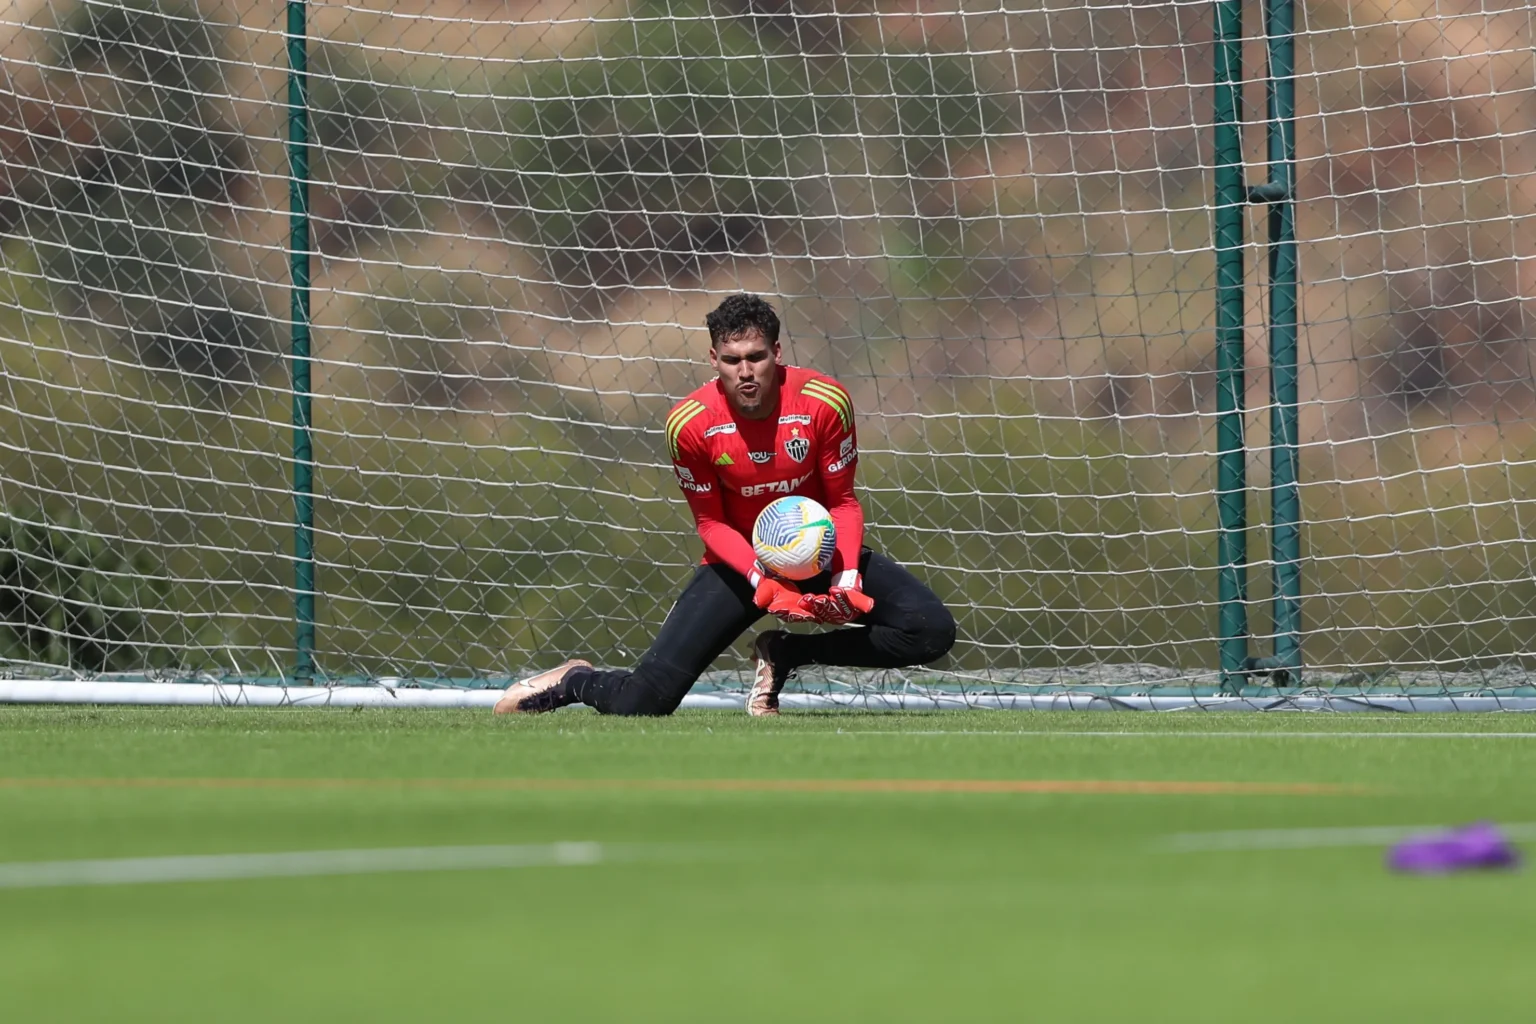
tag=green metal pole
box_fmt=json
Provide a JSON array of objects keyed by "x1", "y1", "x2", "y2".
[
  {"x1": 1213, "y1": 0, "x2": 1249, "y2": 691},
  {"x1": 287, "y1": 0, "x2": 315, "y2": 684},
  {"x1": 1259, "y1": 0, "x2": 1302, "y2": 682}
]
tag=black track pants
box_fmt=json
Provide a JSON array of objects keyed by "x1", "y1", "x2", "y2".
[{"x1": 563, "y1": 549, "x2": 955, "y2": 716}]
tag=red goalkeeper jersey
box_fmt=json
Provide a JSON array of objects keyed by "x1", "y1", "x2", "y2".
[{"x1": 666, "y1": 365, "x2": 864, "y2": 581}]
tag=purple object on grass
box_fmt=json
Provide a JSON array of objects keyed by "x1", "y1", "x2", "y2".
[{"x1": 1387, "y1": 822, "x2": 1522, "y2": 874}]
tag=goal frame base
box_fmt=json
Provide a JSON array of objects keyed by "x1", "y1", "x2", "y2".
[{"x1": 2, "y1": 681, "x2": 1535, "y2": 712}]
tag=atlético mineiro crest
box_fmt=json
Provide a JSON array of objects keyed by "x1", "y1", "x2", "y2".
[{"x1": 784, "y1": 427, "x2": 810, "y2": 463}]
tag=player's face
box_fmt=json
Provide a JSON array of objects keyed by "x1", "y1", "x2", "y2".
[{"x1": 710, "y1": 329, "x2": 781, "y2": 419}]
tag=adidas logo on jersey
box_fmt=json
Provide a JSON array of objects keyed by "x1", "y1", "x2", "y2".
[{"x1": 715, "y1": 453, "x2": 734, "y2": 466}]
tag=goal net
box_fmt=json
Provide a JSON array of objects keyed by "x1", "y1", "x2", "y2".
[{"x1": 0, "y1": 0, "x2": 1533, "y2": 704}]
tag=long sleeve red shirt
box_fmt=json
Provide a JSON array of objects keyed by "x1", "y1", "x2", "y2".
[{"x1": 667, "y1": 365, "x2": 864, "y2": 581}]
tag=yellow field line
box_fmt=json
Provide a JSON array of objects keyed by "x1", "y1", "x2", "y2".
[{"x1": 0, "y1": 777, "x2": 1368, "y2": 796}]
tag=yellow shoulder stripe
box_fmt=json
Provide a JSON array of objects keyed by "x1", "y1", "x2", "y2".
[
  {"x1": 666, "y1": 400, "x2": 705, "y2": 433},
  {"x1": 803, "y1": 380, "x2": 851, "y2": 429},
  {"x1": 666, "y1": 400, "x2": 707, "y2": 458}
]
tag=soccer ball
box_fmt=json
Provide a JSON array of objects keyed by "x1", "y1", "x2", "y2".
[{"x1": 752, "y1": 495, "x2": 836, "y2": 581}]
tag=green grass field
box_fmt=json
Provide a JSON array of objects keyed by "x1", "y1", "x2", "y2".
[{"x1": 2, "y1": 708, "x2": 1535, "y2": 1022}]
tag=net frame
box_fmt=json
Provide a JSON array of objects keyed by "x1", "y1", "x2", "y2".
[{"x1": 0, "y1": 0, "x2": 1532, "y2": 704}]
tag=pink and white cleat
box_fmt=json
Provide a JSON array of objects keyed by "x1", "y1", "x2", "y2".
[
  {"x1": 492, "y1": 659, "x2": 592, "y2": 714},
  {"x1": 748, "y1": 631, "x2": 791, "y2": 717}
]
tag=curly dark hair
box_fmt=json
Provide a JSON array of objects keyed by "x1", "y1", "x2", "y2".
[{"x1": 705, "y1": 293, "x2": 781, "y2": 348}]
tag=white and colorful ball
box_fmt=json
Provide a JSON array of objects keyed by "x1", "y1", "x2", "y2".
[{"x1": 752, "y1": 495, "x2": 836, "y2": 581}]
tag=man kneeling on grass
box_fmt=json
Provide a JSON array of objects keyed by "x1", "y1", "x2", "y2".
[{"x1": 493, "y1": 294, "x2": 955, "y2": 717}]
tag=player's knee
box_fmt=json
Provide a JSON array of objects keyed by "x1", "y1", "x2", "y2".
[
  {"x1": 922, "y1": 618, "x2": 957, "y2": 663},
  {"x1": 905, "y1": 605, "x2": 956, "y2": 665},
  {"x1": 602, "y1": 657, "x2": 692, "y2": 716},
  {"x1": 602, "y1": 693, "x2": 675, "y2": 717}
]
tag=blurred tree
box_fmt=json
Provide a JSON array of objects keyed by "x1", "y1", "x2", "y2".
[
  {"x1": 20, "y1": 0, "x2": 270, "y2": 394},
  {"x1": 0, "y1": 508, "x2": 173, "y2": 672},
  {"x1": 308, "y1": 43, "x2": 442, "y2": 259},
  {"x1": 449, "y1": 0, "x2": 1020, "y2": 312}
]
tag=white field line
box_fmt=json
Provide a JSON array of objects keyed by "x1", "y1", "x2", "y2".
[
  {"x1": 1162, "y1": 824, "x2": 1536, "y2": 852},
  {"x1": 0, "y1": 842, "x2": 607, "y2": 890},
  {"x1": 827, "y1": 730, "x2": 1536, "y2": 739}
]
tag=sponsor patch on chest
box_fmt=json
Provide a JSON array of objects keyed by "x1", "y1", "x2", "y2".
[{"x1": 740, "y1": 472, "x2": 813, "y2": 497}]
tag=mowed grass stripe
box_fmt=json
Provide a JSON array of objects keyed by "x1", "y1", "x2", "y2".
[
  {"x1": 828, "y1": 730, "x2": 1536, "y2": 739},
  {"x1": 0, "y1": 842, "x2": 608, "y2": 890},
  {"x1": 0, "y1": 777, "x2": 1366, "y2": 795},
  {"x1": 1162, "y1": 823, "x2": 1536, "y2": 852}
]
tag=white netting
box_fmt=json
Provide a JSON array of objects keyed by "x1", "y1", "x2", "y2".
[{"x1": 0, "y1": 0, "x2": 1533, "y2": 691}]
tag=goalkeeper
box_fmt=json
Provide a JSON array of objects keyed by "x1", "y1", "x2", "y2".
[{"x1": 494, "y1": 294, "x2": 955, "y2": 716}]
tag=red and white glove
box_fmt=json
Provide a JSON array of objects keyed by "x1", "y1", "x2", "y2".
[
  {"x1": 805, "y1": 570, "x2": 875, "y2": 625},
  {"x1": 750, "y1": 563, "x2": 817, "y2": 623}
]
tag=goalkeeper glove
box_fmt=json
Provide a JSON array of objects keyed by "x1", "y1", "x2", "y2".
[
  {"x1": 806, "y1": 570, "x2": 875, "y2": 625},
  {"x1": 750, "y1": 564, "x2": 816, "y2": 623}
]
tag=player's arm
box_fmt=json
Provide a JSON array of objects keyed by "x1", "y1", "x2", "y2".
[
  {"x1": 671, "y1": 418, "x2": 811, "y2": 622},
  {"x1": 819, "y1": 418, "x2": 865, "y2": 579},
  {"x1": 804, "y1": 377, "x2": 874, "y2": 623}
]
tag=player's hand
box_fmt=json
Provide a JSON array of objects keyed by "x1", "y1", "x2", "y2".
[
  {"x1": 752, "y1": 573, "x2": 816, "y2": 623},
  {"x1": 807, "y1": 571, "x2": 875, "y2": 625}
]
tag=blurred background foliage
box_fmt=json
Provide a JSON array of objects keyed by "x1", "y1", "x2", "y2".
[
  {"x1": 0, "y1": 0, "x2": 1533, "y2": 682},
  {"x1": 0, "y1": 506, "x2": 174, "y2": 671}
]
